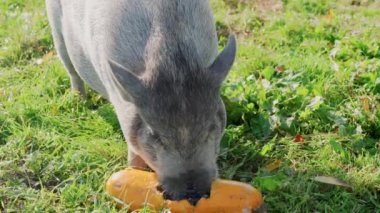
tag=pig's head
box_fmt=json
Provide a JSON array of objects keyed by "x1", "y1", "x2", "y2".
[{"x1": 109, "y1": 35, "x2": 236, "y2": 204}]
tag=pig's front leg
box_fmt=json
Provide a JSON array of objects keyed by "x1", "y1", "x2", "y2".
[
  {"x1": 128, "y1": 149, "x2": 148, "y2": 169},
  {"x1": 113, "y1": 101, "x2": 149, "y2": 169}
]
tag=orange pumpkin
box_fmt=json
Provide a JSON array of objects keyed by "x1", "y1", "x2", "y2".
[{"x1": 106, "y1": 168, "x2": 264, "y2": 212}]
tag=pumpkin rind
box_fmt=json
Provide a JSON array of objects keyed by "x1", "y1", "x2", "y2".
[{"x1": 106, "y1": 168, "x2": 264, "y2": 212}]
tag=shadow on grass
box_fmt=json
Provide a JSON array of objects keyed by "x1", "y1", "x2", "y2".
[
  {"x1": 0, "y1": 125, "x2": 12, "y2": 146},
  {"x1": 96, "y1": 104, "x2": 121, "y2": 134},
  {"x1": 0, "y1": 38, "x2": 52, "y2": 68}
]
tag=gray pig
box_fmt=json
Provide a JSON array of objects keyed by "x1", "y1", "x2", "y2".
[{"x1": 46, "y1": 0, "x2": 236, "y2": 204}]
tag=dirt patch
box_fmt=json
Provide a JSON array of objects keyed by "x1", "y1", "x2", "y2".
[
  {"x1": 253, "y1": 0, "x2": 284, "y2": 13},
  {"x1": 223, "y1": 0, "x2": 283, "y2": 12}
]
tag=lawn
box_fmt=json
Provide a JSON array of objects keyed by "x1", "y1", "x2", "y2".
[{"x1": 0, "y1": 0, "x2": 379, "y2": 212}]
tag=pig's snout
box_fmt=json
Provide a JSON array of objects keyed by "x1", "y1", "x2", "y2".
[{"x1": 159, "y1": 169, "x2": 215, "y2": 206}]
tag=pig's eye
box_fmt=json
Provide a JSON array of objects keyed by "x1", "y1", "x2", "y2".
[
  {"x1": 149, "y1": 131, "x2": 164, "y2": 144},
  {"x1": 147, "y1": 127, "x2": 163, "y2": 140},
  {"x1": 147, "y1": 126, "x2": 155, "y2": 135},
  {"x1": 149, "y1": 131, "x2": 159, "y2": 139}
]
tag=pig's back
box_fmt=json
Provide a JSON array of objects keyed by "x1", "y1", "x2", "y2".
[
  {"x1": 50, "y1": 0, "x2": 218, "y2": 97},
  {"x1": 86, "y1": 0, "x2": 219, "y2": 73}
]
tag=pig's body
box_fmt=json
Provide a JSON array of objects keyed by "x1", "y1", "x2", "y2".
[
  {"x1": 46, "y1": 0, "x2": 236, "y2": 204},
  {"x1": 46, "y1": 0, "x2": 218, "y2": 99}
]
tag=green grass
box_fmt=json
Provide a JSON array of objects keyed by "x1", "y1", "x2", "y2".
[{"x1": 0, "y1": 0, "x2": 379, "y2": 212}]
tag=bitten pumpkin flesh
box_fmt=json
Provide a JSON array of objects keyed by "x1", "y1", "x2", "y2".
[{"x1": 106, "y1": 168, "x2": 263, "y2": 212}]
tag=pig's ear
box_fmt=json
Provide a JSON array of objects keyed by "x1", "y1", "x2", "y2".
[
  {"x1": 108, "y1": 59, "x2": 146, "y2": 100},
  {"x1": 208, "y1": 34, "x2": 236, "y2": 86}
]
